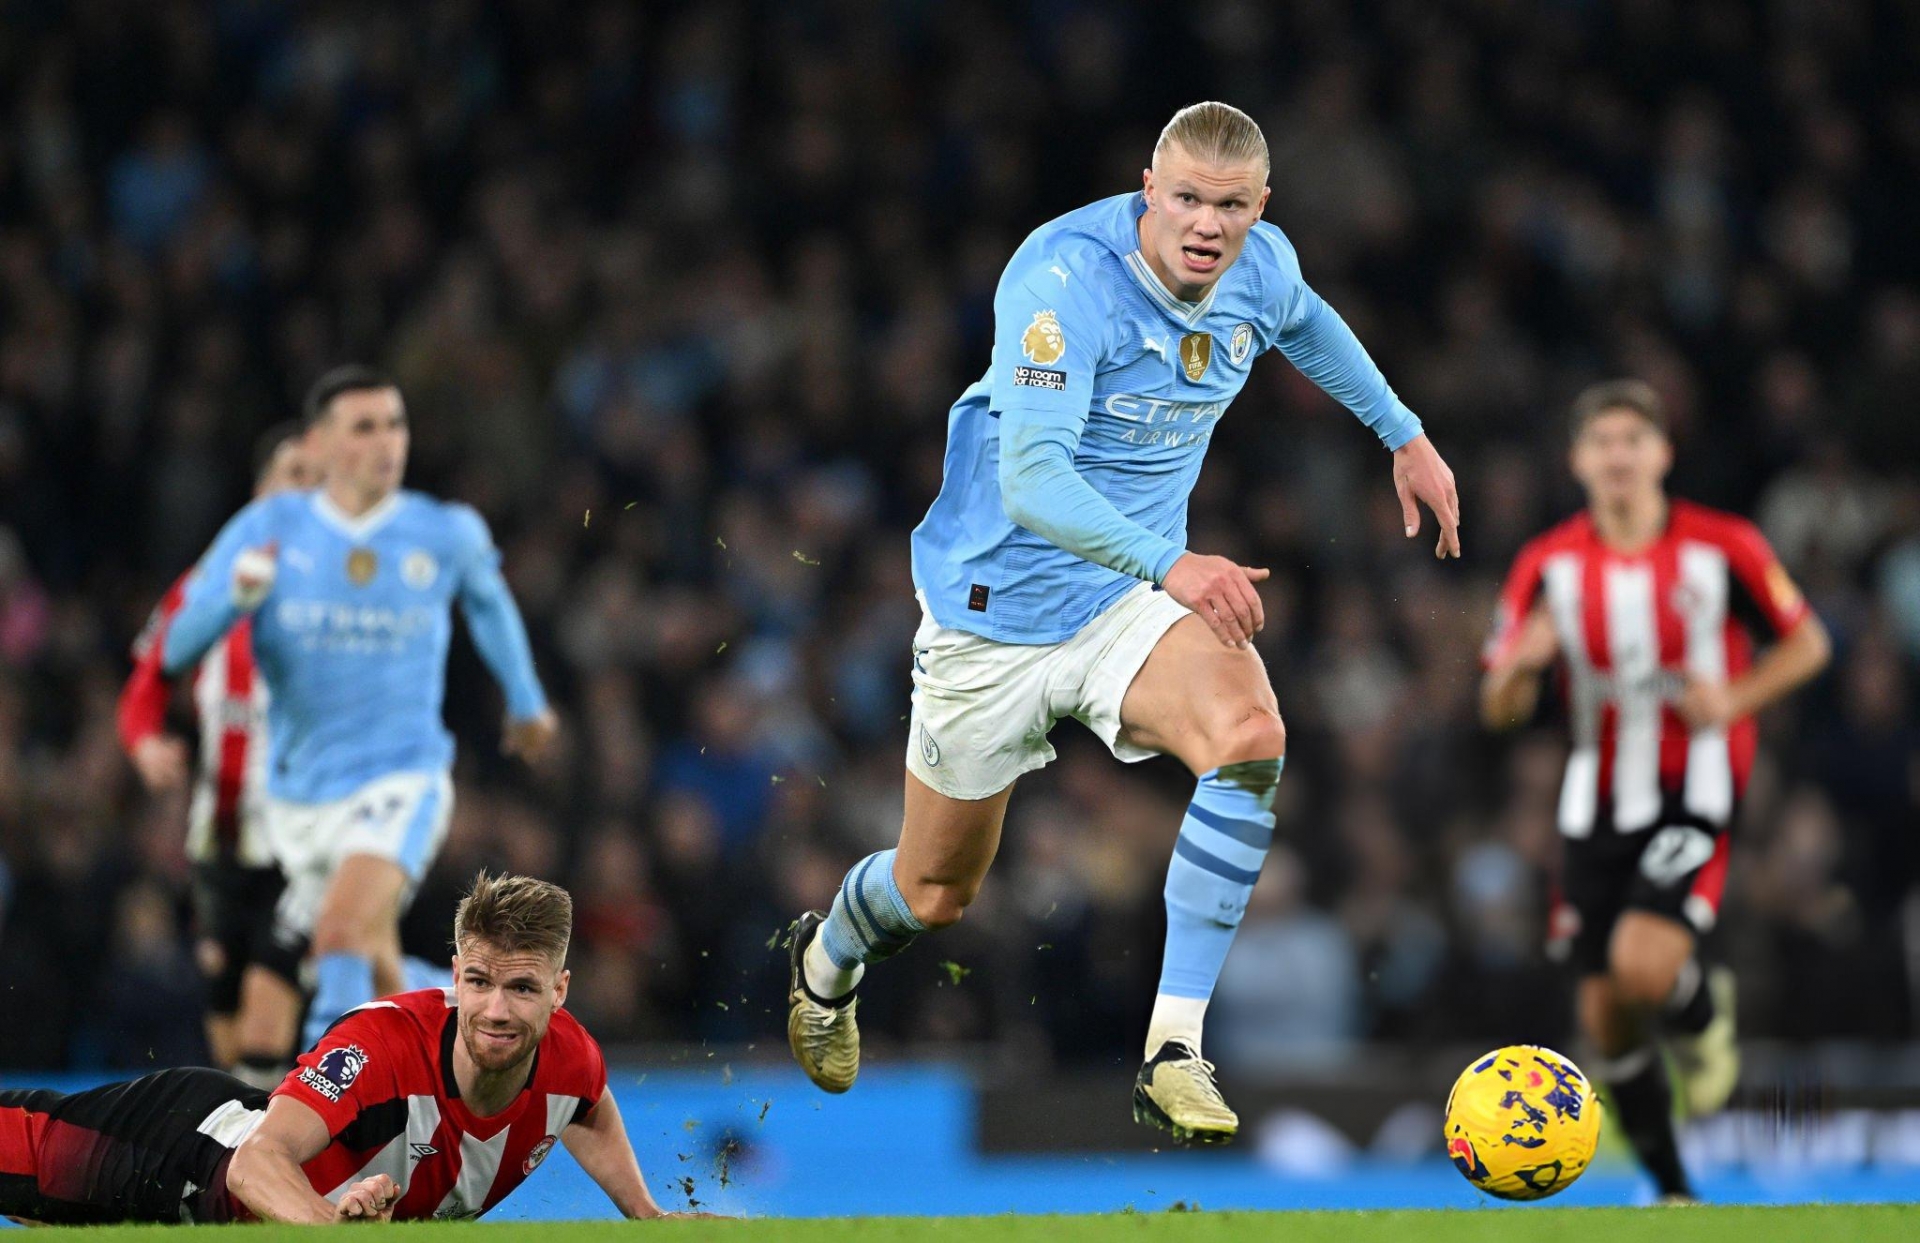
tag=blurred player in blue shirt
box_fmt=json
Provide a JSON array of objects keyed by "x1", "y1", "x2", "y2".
[
  {"x1": 165, "y1": 366, "x2": 556, "y2": 1050},
  {"x1": 787, "y1": 103, "x2": 1461, "y2": 1142}
]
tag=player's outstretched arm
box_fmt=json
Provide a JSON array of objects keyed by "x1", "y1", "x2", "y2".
[
  {"x1": 562, "y1": 1088, "x2": 714, "y2": 1219},
  {"x1": 452, "y1": 508, "x2": 554, "y2": 761},
  {"x1": 1270, "y1": 277, "x2": 1460, "y2": 558},
  {"x1": 162, "y1": 504, "x2": 278, "y2": 676},
  {"x1": 229, "y1": 1096, "x2": 390, "y2": 1224}
]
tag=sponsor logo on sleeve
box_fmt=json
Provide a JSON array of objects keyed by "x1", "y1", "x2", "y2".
[
  {"x1": 299, "y1": 1043, "x2": 369, "y2": 1103},
  {"x1": 1021, "y1": 310, "x2": 1066, "y2": 365},
  {"x1": 1012, "y1": 365, "x2": 1066, "y2": 391}
]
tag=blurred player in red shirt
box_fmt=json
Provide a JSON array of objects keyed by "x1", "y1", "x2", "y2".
[
  {"x1": 117, "y1": 424, "x2": 318, "y2": 1086},
  {"x1": 1481, "y1": 380, "x2": 1830, "y2": 1201},
  {"x1": 0, "y1": 873, "x2": 706, "y2": 1224}
]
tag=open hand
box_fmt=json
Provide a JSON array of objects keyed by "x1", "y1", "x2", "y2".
[
  {"x1": 1161, "y1": 552, "x2": 1270, "y2": 649},
  {"x1": 1392, "y1": 435, "x2": 1461, "y2": 559}
]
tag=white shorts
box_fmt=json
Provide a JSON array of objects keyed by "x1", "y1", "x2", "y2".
[
  {"x1": 906, "y1": 581, "x2": 1192, "y2": 800},
  {"x1": 264, "y1": 770, "x2": 454, "y2": 942}
]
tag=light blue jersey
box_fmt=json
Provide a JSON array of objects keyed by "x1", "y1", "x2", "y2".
[
  {"x1": 911, "y1": 192, "x2": 1422, "y2": 643},
  {"x1": 162, "y1": 489, "x2": 547, "y2": 803}
]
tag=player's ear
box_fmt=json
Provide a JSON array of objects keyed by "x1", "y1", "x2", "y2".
[{"x1": 553, "y1": 967, "x2": 570, "y2": 1008}]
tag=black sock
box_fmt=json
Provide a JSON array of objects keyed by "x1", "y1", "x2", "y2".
[
  {"x1": 1602, "y1": 1047, "x2": 1692, "y2": 1197},
  {"x1": 1665, "y1": 959, "x2": 1715, "y2": 1036}
]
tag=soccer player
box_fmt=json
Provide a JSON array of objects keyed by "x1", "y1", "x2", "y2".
[
  {"x1": 119, "y1": 424, "x2": 318, "y2": 1087},
  {"x1": 785, "y1": 102, "x2": 1460, "y2": 1144},
  {"x1": 1480, "y1": 379, "x2": 1831, "y2": 1202},
  {"x1": 162, "y1": 366, "x2": 557, "y2": 1051},
  {"x1": 0, "y1": 873, "x2": 702, "y2": 1223}
]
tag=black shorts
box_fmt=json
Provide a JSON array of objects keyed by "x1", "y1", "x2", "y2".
[
  {"x1": 0, "y1": 1068, "x2": 265, "y2": 1224},
  {"x1": 1551, "y1": 811, "x2": 1733, "y2": 977},
  {"x1": 190, "y1": 861, "x2": 288, "y2": 1011}
]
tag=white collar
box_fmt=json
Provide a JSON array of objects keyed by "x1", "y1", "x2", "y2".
[
  {"x1": 312, "y1": 489, "x2": 404, "y2": 541},
  {"x1": 1124, "y1": 250, "x2": 1218, "y2": 327}
]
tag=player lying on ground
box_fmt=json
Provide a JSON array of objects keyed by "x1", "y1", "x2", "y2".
[
  {"x1": 162, "y1": 367, "x2": 558, "y2": 1056},
  {"x1": 0, "y1": 872, "x2": 704, "y2": 1224},
  {"x1": 785, "y1": 101, "x2": 1460, "y2": 1144},
  {"x1": 1480, "y1": 380, "x2": 1830, "y2": 1202},
  {"x1": 118, "y1": 425, "x2": 317, "y2": 1088}
]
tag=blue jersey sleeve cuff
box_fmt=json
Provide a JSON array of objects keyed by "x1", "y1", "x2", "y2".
[
  {"x1": 1150, "y1": 544, "x2": 1186, "y2": 585},
  {"x1": 1376, "y1": 402, "x2": 1424, "y2": 452}
]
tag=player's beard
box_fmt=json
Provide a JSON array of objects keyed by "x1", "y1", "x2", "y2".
[{"x1": 462, "y1": 1017, "x2": 535, "y2": 1073}]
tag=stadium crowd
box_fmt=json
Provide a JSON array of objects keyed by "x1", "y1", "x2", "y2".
[{"x1": 0, "y1": 0, "x2": 1915, "y2": 1072}]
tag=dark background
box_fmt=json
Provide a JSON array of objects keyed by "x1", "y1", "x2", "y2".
[{"x1": 0, "y1": 0, "x2": 1915, "y2": 1073}]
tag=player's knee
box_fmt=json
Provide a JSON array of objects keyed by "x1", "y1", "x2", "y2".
[
  {"x1": 1211, "y1": 706, "x2": 1286, "y2": 768},
  {"x1": 1608, "y1": 954, "x2": 1679, "y2": 1011},
  {"x1": 904, "y1": 879, "x2": 975, "y2": 930}
]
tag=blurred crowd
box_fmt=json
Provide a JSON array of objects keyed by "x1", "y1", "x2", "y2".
[{"x1": 0, "y1": 0, "x2": 1916, "y2": 1072}]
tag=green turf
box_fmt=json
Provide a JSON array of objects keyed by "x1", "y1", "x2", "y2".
[{"x1": 17, "y1": 1205, "x2": 1917, "y2": 1241}]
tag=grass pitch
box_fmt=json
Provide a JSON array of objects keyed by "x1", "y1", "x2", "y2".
[{"x1": 18, "y1": 1204, "x2": 1916, "y2": 1241}]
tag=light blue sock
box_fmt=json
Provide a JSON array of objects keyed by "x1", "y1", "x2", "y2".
[
  {"x1": 305, "y1": 952, "x2": 376, "y2": 1048},
  {"x1": 817, "y1": 849, "x2": 926, "y2": 971},
  {"x1": 1158, "y1": 759, "x2": 1283, "y2": 1000}
]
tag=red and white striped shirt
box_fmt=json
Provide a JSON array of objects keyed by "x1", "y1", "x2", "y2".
[
  {"x1": 248, "y1": 988, "x2": 607, "y2": 1220},
  {"x1": 117, "y1": 571, "x2": 273, "y2": 866},
  {"x1": 1484, "y1": 500, "x2": 1811, "y2": 838}
]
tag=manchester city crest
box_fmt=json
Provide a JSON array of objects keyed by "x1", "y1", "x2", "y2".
[{"x1": 1230, "y1": 322, "x2": 1254, "y2": 365}]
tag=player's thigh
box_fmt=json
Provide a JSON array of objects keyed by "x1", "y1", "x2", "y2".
[
  {"x1": 906, "y1": 608, "x2": 1057, "y2": 802},
  {"x1": 1117, "y1": 613, "x2": 1283, "y2": 773},
  {"x1": 893, "y1": 771, "x2": 1016, "y2": 925},
  {"x1": 1609, "y1": 820, "x2": 1725, "y2": 1006},
  {"x1": 311, "y1": 853, "x2": 410, "y2": 949}
]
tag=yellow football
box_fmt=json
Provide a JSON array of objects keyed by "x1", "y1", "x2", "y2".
[{"x1": 1443, "y1": 1045, "x2": 1602, "y2": 1201}]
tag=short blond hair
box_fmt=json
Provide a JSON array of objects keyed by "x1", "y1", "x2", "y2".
[
  {"x1": 1154, "y1": 102, "x2": 1270, "y2": 180},
  {"x1": 454, "y1": 871, "x2": 573, "y2": 967}
]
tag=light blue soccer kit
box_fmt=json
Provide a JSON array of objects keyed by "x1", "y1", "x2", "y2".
[
  {"x1": 820, "y1": 192, "x2": 1423, "y2": 1012},
  {"x1": 165, "y1": 488, "x2": 547, "y2": 1043}
]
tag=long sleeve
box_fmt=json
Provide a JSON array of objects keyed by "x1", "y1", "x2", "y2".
[
  {"x1": 452, "y1": 506, "x2": 547, "y2": 719},
  {"x1": 998, "y1": 407, "x2": 1186, "y2": 583},
  {"x1": 162, "y1": 503, "x2": 269, "y2": 677},
  {"x1": 1274, "y1": 283, "x2": 1423, "y2": 451}
]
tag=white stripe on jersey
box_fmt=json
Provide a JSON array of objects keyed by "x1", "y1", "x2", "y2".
[
  {"x1": 1542, "y1": 554, "x2": 1598, "y2": 837},
  {"x1": 435, "y1": 1128, "x2": 512, "y2": 1219},
  {"x1": 1679, "y1": 542, "x2": 1734, "y2": 822},
  {"x1": 1604, "y1": 562, "x2": 1663, "y2": 832},
  {"x1": 543, "y1": 1093, "x2": 581, "y2": 1141},
  {"x1": 320, "y1": 1094, "x2": 442, "y2": 1205}
]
